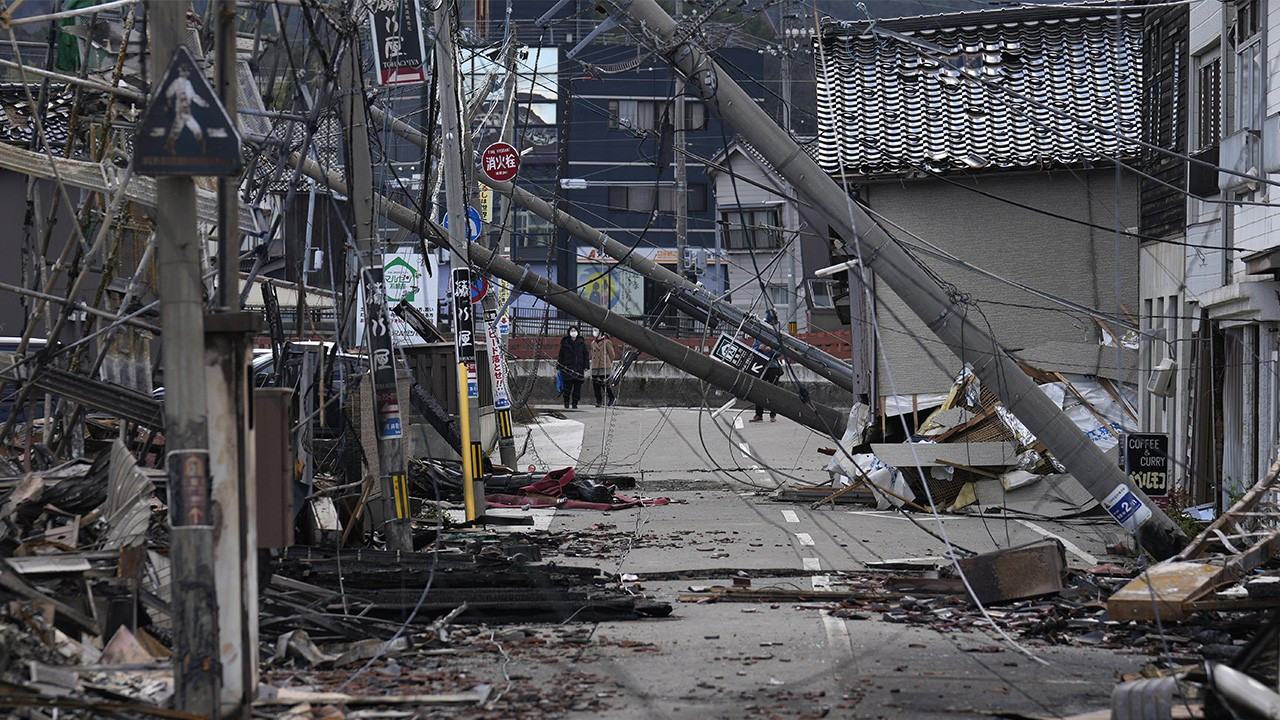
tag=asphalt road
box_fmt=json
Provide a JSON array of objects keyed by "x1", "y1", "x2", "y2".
[{"x1": 485, "y1": 406, "x2": 1147, "y2": 719}]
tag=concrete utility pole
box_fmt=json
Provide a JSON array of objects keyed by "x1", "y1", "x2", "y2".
[
  {"x1": 486, "y1": 20, "x2": 519, "y2": 469},
  {"x1": 673, "y1": 0, "x2": 688, "y2": 281},
  {"x1": 291, "y1": 155, "x2": 850, "y2": 436},
  {"x1": 147, "y1": 0, "x2": 219, "y2": 714},
  {"x1": 367, "y1": 104, "x2": 858, "y2": 394},
  {"x1": 434, "y1": 0, "x2": 485, "y2": 507},
  {"x1": 338, "y1": 17, "x2": 413, "y2": 551},
  {"x1": 208, "y1": 0, "x2": 260, "y2": 712},
  {"x1": 611, "y1": 0, "x2": 1186, "y2": 559}
]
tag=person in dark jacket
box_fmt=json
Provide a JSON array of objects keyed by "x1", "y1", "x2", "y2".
[
  {"x1": 749, "y1": 343, "x2": 783, "y2": 422},
  {"x1": 557, "y1": 324, "x2": 590, "y2": 409}
]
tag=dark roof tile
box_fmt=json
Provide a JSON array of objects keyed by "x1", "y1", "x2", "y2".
[{"x1": 813, "y1": 9, "x2": 1142, "y2": 177}]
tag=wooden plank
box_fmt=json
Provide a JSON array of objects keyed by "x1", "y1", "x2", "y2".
[
  {"x1": 871, "y1": 441, "x2": 1017, "y2": 468},
  {"x1": 1106, "y1": 562, "x2": 1224, "y2": 622}
]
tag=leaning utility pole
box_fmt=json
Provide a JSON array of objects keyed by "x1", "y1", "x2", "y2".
[
  {"x1": 487, "y1": 23, "x2": 519, "y2": 469},
  {"x1": 208, "y1": 0, "x2": 260, "y2": 711},
  {"x1": 434, "y1": 0, "x2": 486, "y2": 512},
  {"x1": 610, "y1": 0, "x2": 1186, "y2": 559},
  {"x1": 673, "y1": 0, "x2": 688, "y2": 281},
  {"x1": 291, "y1": 154, "x2": 850, "y2": 436},
  {"x1": 338, "y1": 17, "x2": 413, "y2": 551},
  {"x1": 147, "y1": 0, "x2": 219, "y2": 714},
  {"x1": 368, "y1": 105, "x2": 859, "y2": 393}
]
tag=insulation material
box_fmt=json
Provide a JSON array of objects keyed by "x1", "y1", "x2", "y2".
[{"x1": 830, "y1": 452, "x2": 915, "y2": 511}]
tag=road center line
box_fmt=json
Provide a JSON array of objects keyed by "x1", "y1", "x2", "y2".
[
  {"x1": 1014, "y1": 519, "x2": 1100, "y2": 566},
  {"x1": 781, "y1": 509, "x2": 800, "y2": 523},
  {"x1": 802, "y1": 557, "x2": 821, "y2": 571},
  {"x1": 795, "y1": 532, "x2": 815, "y2": 546}
]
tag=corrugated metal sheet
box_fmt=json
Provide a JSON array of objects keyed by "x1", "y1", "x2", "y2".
[{"x1": 813, "y1": 11, "x2": 1144, "y2": 177}]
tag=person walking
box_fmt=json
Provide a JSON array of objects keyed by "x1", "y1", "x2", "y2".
[
  {"x1": 557, "y1": 324, "x2": 589, "y2": 409},
  {"x1": 589, "y1": 329, "x2": 617, "y2": 407},
  {"x1": 749, "y1": 344, "x2": 783, "y2": 422}
]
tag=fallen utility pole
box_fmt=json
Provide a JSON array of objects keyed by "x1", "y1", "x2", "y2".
[
  {"x1": 338, "y1": 23, "x2": 413, "y2": 552},
  {"x1": 288, "y1": 153, "x2": 849, "y2": 436},
  {"x1": 146, "y1": 0, "x2": 219, "y2": 714},
  {"x1": 610, "y1": 0, "x2": 1185, "y2": 559},
  {"x1": 367, "y1": 104, "x2": 862, "y2": 396}
]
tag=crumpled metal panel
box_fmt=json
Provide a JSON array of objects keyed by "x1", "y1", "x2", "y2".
[
  {"x1": 1111, "y1": 675, "x2": 1176, "y2": 720},
  {"x1": 813, "y1": 11, "x2": 1144, "y2": 176}
]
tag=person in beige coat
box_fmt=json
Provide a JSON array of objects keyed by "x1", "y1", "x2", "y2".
[{"x1": 588, "y1": 329, "x2": 618, "y2": 407}]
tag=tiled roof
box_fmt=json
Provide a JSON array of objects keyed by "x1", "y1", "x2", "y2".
[
  {"x1": 812, "y1": 8, "x2": 1143, "y2": 177},
  {"x1": 0, "y1": 83, "x2": 74, "y2": 149}
]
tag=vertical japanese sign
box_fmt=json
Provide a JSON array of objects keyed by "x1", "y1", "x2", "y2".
[
  {"x1": 369, "y1": 0, "x2": 427, "y2": 86},
  {"x1": 451, "y1": 267, "x2": 478, "y2": 398},
  {"x1": 362, "y1": 267, "x2": 403, "y2": 440},
  {"x1": 168, "y1": 449, "x2": 211, "y2": 527},
  {"x1": 487, "y1": 321, "x2": 511, "y2": 410}
]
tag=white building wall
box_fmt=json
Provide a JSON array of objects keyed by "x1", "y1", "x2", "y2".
[
  {"x1": 1189, "y1": 0, "x2": 1220, "y2": 49},
  {"x1": 1140, "y1": 240, "x2": 1193, "y2": 489},
  {"x1": 713, "y1": 151, "x2": 797, "y2": 327}
]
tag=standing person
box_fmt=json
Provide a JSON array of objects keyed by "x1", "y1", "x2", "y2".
[
  {"x1": 557, "y1": 324, "x2": 589, "y2": 409},
  {"x1": 589, "y1": 329, "x2": 617, "y2": 407},
  {"x1": 749, "y1": 344, "x2": 783, "y2": 422}
]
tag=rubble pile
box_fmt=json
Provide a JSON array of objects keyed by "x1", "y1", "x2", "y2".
[{"x1": 810, "y1": 365, "x2": 1136, "y2": 517}]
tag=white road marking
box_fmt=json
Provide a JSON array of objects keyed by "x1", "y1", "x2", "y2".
[
  {"x1": 822, "y1": 614, "x2": 855, "y2": 680},
  {"x1": 781, "y1": 510, "x2": 800, "y2": 523},
  {"x1": 795, "y1": 532, "x2": 815, "y2": 546},
  {"x1": 1014, "y1": 519, "x2": 1100, "y2": 566},
  {"x1": 734, "y1": 417, "x2": 744, "y2": 429},
  {"x1": 738, "y1": 442, "x2": 752, "y2": 455},
  {"x1": 811, "y1": 574, "x2": 832, "y2": 590},
  {"x1": 802, "y1": 557, "x2": 822, "y2": 571},
  {"x1": 524, "y1": 416, "x2": 585, "y2": 467}
]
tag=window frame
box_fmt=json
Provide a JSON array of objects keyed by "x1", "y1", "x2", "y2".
[{"x1": 721, "y1": 207, "x2": 783, "y2": 251}]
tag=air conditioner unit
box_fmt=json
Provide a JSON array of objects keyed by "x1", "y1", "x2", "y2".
[{"x1": 1147, "y1": 357, "x2": 1177, "y2": 398}]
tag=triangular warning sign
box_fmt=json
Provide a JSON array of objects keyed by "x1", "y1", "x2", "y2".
[{"x1": 134, "y1": 47, "x2": 243, "y2": 177}]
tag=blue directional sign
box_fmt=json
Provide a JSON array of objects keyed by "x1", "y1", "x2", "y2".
[{"x1": 441, "y1": 206, "x2": 483, "y2": 242}]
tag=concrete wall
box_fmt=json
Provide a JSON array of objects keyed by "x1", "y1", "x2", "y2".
[{"x1": 863, "y1": 168, "x2": 1140, "y2": 397}]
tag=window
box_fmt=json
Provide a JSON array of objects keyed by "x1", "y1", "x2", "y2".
[
  {"x1": 721, "y1": 208, "x2": 782, "y2": 250},
  {"x1": 1195, "y1": 53, "x2": 1221, "y2": 150},
  {"x1": 1230, "y1": 0, "x2": 1264, "y2": 186},
  {"x1": 684, "y1": 100, "x2": 707, "y2": 130},
  {"x1": 608, "y1": 100, "x2": 656, "y2": 131},
  {"x1": 608, "y1": 99, "x2": 706, "y2": 132},
  {"x1": 513, "y1": 208, "x2": 553, "y2": 250},
  {"x1": 764, "y1": 285, "x2": 792, "y2": 309},
  {"x1": 609, "y1": 185, "x2": 656, "y2": 213},
  {"x1": 609, "y1": 184, "x2": 706, "y2": 213},
  {"x1": 807, "y1": 279, "x2": 838, "y2": 309}
]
